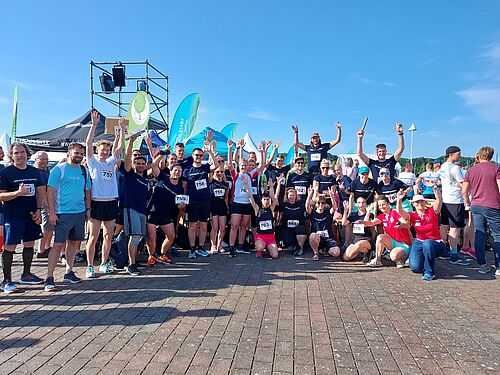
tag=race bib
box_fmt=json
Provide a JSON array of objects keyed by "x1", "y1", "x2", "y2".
[
  {"x1": 414, "y1": 221, "x2": 421, "y2": 227},
  {"x1": 240, "y1": 187, "x2": 248, "y2": 194},
  {"x1": 317, "y1": 230, "x2": 329, "y2": 238},
  {"x1": 195, "y1": 179, "x2": 207, "y2": 190},
  {"x1": 213, "y1": 188, "x2": 225, "y2": 197},
  {"x1": 353, "y1": 223, "x2": 365, "y2": 235},
  {"x1": 259, "y1": 220, "x2": 273, "y2": 231},
  {"x1": 287, "y1": 220, "x2": 299, "y2": 228},
  {"x1": 26, "y1": 183, "x2": 36, "y2": 196},
  {"x1": 310, "y1": 153, "x2": 321, "y2": 162},
  {"x1": 101, "y1": 169, "x2": 113, "y2": 181},
  {"x1": 295, "y1": 186, "x2": 306, "y2": 195},
  {"x1": 387, "y1": 192, "x2": 397, "y2": 203},
  {"x1": 251, "y1": 186, "x2": 258, "y2": 195},
  {"x1": 175, "y1": 195, "x2": 190, "y2": 205}
]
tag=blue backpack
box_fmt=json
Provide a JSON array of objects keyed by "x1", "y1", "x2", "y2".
[{"x1": 109, "y1": 232, "x2": 128, "y2": 269}]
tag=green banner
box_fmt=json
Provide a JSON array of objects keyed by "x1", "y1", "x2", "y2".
[
  {"x1": 127, "y1": 91, "x2": 150, "y2": 150},
  {"x1": 11, "y1": 85, "x2": 18, "y2": 140}
]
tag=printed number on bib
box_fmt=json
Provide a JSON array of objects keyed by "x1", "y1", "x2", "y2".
[
  {"x1": 287, "y1": 220, "x2": 299, "y2": 228},
  {"x1": 352, "y1": 223, "x2": 365, "y2": 235},
  {"x1": 251, "y1": 186, "x2": 257, "y2": 195},
  {"x1": 310, "y1": 153, "x2": 321, "y2": 162},
  {"x1": 213, "y1": 188, "x2": 225, "y2": 197},
  {"x1": 175, "y1": 195, "x2": 190, "y2": 205},
  {"x1": 259, "y1": 220, "x2": 273, "y2": 231},
  {"x1": 317, "y1": 230, "x2": 329, "y2": 238},
  {"x1": 295, "y1": 186, "x2": 306, "y2": 195},
  {"x1": 101, "y1": 169, "x2": 113, "y2": 181},
  {"x1": 195, "y1": 179, "x2": 207, "y2": 190},
  {"x1": 26, "y1": 183, "x2": 36, "y2": 196}
]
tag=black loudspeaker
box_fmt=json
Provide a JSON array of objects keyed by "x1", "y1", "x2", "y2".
[
  {"x1": 99, "y1": 73, "x2": 115, "y2": 93},
  {"x1": 112, "y1": 65, "x2": 126, "y2": 87}
]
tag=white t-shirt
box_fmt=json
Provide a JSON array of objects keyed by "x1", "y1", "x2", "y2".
[
  {"x1": 87, "y1": 154, "x2": 119, "y2": 199},
  {"x1": 439, "y1": 162, "x2": 464, "y2": 204},
  {"x1": 397, "y1": 172, "x2": 416, "y2": 186}
]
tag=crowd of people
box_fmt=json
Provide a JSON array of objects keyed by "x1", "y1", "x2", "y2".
[{"x1": 0, "y1": 111, "x2": 499, "y2": 293}]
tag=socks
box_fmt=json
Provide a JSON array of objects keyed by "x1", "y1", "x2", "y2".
[
  {"x1": 450, "y1": 247, "x2": 458, "y2": 255},
  {"x1": 23, "y1": 247, "x2": 34, "y2": 275},
  {"x1": 2, "y1": 251, "x2": 13, "y2": 281}
]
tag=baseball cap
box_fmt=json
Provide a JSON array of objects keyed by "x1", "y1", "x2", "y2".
[
  {"x1": 320, "y1": 159, "x2": 330, "y2": 167},
  {"x1": 433, "y1": 159, "x2": 442, "y2": 164},
  {"x1": 411, "y1": 194, "x2": 426, "y2": 203},
  {"x1": 445, "y1": 146, "x2": 461, "y2": 155},
  {"x1": 359, "y1": 166, "x2": 370, "y2": 174},
  {"x1": 310, "y1": 132, "x2": 320, "y2": 138}
]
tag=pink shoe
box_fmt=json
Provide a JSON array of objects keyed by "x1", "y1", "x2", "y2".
[
  {"x1": 460, "y1": 247, "x2": 477, "y2": 259},
  {"x1": 256, "y1": 251, "x2": 263, "y2": 258}
]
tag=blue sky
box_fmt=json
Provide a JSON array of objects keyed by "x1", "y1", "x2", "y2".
[{"x1": 0, "y1": 1, "x2": 499, "y2": 158}]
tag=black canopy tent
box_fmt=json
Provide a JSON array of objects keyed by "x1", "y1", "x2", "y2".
[{"x1": 16, "y1": 109, "x2": 168, "y2": 152}]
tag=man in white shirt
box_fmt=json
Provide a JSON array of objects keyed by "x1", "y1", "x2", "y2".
[{"x1": 439, "y1": 146, "x2": 470, "y2": 266}]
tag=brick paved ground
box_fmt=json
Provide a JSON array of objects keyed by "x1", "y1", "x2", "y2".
[{"x1": 0, "y1": 249, "x2": 498, "y2": 374}]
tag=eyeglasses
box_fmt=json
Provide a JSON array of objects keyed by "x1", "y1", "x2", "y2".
[
  {"x1": 296, "y1": 162, "x2": 304, "y2": 165},
  {"x1": 321, "y1": 167, "x2": 328, "y2": 169},
  {"x1": 379, "y1": 172, "x2": 390, "y2": 176},
  {"x1": 215, "y1": 171, "x2": 224, "y2": 174},
  {"x1": 217, "y1": 160, "x2": 224, "y2": 163},
  {"x1": 317, "y1": 202, "x2": 325, "y2": 205},
  {"x1": 194, "y1": 154, "x2": 203, "y2": 157}
]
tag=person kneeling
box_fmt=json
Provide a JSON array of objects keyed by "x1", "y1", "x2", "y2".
[
  {"x1": 244, "y1": 175, "x2": 283, "y2": 259},
  {"x1": 341, "y1": 197, "x2": 375, "y2": 262}
]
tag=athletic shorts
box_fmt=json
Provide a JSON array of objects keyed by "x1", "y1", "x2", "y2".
[
  {"x1": 124, "y1": 207, "x2": 147, "y2": 237},
  {"x1": 231, "y1": 202, "x2": 253, "y2": 216},
  {"x1": 187, "y1": 199, "x2": 211, "y2": 222},
  {"x1": 147, "y1": 213, "x2": 173, "y2": 226},
  {"x1": 353, "y1": 234, "x2": 374, "y2": 249},
  {"x1": 4, "y1": 217, "x2": 42, "y2": 245},
  {"x1": 281, "y1": 225, "x2": 307, "y2": 246},
  {"x1": 391, "y1": 239, "x2": 411, "y2": 256},
  {"x1": 441, "y1": 203, "x2": 465, "y2": 229},
  {"x1": 90, "y1": 200, "x2": 118, "y2": 222},
  {"x1": 53, "y1": 212, "x2": 87, "y2": 243},
  {"x1": 41, "y1": 207, "x2": 54, "y2": 231},
  {"x1": 211, "y1": 200, "x2": 228, "y2": 217},
  {"x1": 319, "y1": 237, "x2": 337, "y2": 250},
  {"x1": 255, "y1": 233, "x2": 277, "y2": 247}
]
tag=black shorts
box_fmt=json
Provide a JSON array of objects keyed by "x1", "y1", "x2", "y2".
[
  {"x1": 441, "y1": 203, "x2": 465, "y2": 229},
  {"x1": 187, "y1": 199, "x2": 211, "y2": 222},
  {"x1": 211, "y1": 200, "x2": 228, "y2": 217},
  {"x1": 353, "y1": 235, "x2": 374, "y2": 249},
  {"x1": 90, "y1": 200, "x2": 118, "y2": 222},
  {"x1": 281, "y1": 225, "x2": 307, "y2": 245},
  {"x1": 319, "y1": 237, "x2": 337, "y2": 250},
  {"x1": 231, "y1": 202, "x2": 253, "y2": 216},
  {"x1": 147, "y1": 213, "x2": 173, "y2": 226}
]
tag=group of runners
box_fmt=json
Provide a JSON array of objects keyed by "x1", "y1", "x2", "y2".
[{"x1": 0, "y1": 111, "x2": 499, "y2": 293}]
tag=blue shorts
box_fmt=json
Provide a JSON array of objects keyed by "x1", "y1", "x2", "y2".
[
  {"x1": 54, "y1": 212, "x2": 87, "y2": 243},
  {"x1": 391, "y1": 239, "x2": 411, "y2": 256},
  {"x1": 4, "y1": 217, "x2": 42, "y2": 245}
]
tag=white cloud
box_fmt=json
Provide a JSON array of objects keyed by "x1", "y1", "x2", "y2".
[
  {"x1": 481, "y1": 43, "x2": 500, "y2": 62},
  {"x1": 349, "y1": 74, "x2": 397, "y2": 88},
  {"x1": 245, "y1": 109, "x2": 280, "y2": 122},
  {"x1": 456, "y1": 87, "x2": 500, "y2": 122}
]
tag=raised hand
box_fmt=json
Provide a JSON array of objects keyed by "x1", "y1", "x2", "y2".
[
  {"x1": 357, "y1": 130, "x2": 364, "y2": 138},
  {"x1": 274, "y1": 140, "x2": 281, "y2": 149},
  {"x1": 118, "y1": 116, "x2": 127, "y2": 130},
  {"x1": 396, "y1": 189, "x2": 406, "y2": 201},
  {"x1": 328, "y1": 186, "x2": 336, "y2": 198},
  {"x1": 152, "y1": 146, "x2": 161, "y2": 158},
  {"x1": 202, "y1": 140, "x2": 210, "y2": 153},
  {"x1": 307, "y1": 186, "x2": 314, "y2": 195},
  {"x1": 211, "y1": 140, "x2": 217, "y2": 151},
  {"x1": 206, "y1": 130, "x2": 214, "y2": 142},
  {"x1": 395, "y1": 123, "x2": 403, "y2": 133},
  {"x1": 265, "y1": 140, "x2": 273, "y2": 150},
  {"x1": 335, "y1": 121, "x2": 341, "y2": 129},
  {"x1": 276, "y1": 173, "x2": 285, "y2": 185},
  {"x1": 258, "y1": 140, "x2": 266, "y2": 152},
  {"x1": 227, "y1": 139, "x2": 234, "y2": 148},
  {"x1": 342, "y1": 200, "x2": 349, "y2": 210},
  {"x1": 145, "y1": 132, "x2": 153, "y2": 146},
  {"x1": 291, "y1": 124, "x2": 299, "y2": 133},
  {"x1": 91, "y1": 110, "x2": 100, "y2": 126}
]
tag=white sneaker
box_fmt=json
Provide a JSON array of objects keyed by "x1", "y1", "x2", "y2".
[
  {"x1": 396, "y1": 260, "x2": 407, "y2": 268},
  {"x1": 85, "y1": 266, "x2": 95, "y2": 279},
  {"x1": 495, "y1": 268, "x2": 500, "y2": 277},
  {"x1": 367, "y1": 258, "x2": 382, "y2": 268}
]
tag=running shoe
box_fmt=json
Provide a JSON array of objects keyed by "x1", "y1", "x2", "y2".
[
  {"x1": 188, "y1": 251, "x2": 196, "y2": 260},
  {"x1": 210, "y1": 247, "x2": 219, "y2": 255},
  {"x1": 126, "y1": 264, "x2": 141, "y2": 276},
  {"x1": 19, "y1": 273, "x2": 44, "y2": 285},
  {"x1": 1, "y1": 280, "x2": 18, "y2": 294},
  {"x1": 396, "y1": 259, "x2": 407, "y2": 268},
  {"x1": 218, "y1": 245, "x2": 225, "y2": 253},
  {"x1": 496, "y1": 268, "x2": 500, "y2": 277},
  {"x1": 62, "y1": 271, "x2": 81, "y2": 284},
  {"x1": 478, "y1": 264, "x2": 491, "y2": 274},
  {"x1": 449, "y1": 255, "x2": 471, "y2": 266},
  {"x1": 438, "y1": 252, "x2": 451, "y2": 260},
  {"x1": 235, "y1": 246, "x2": 250, "y2": 254},
  {"x1": 422, "y1": 273, "x2": 436, "y2": 281},
  {"x1": 147, "y1": 255, "x2": 157, "y2": 266},
  {"x1": 366, "y1": 258, "x2": 382, "y2": 268},
  {"x1": 460, "y1": 247, "x2": 477, "y2": 259},
  {"x1": 157, "y1": 254, "x2": 172, "y2": 264},
  {"x1": 58, "y1": 255, "x2": 67, "y2": 266},
  {"x1": 361, "y1": 253, "x2": 370, "y2": 264},
  {"x1": 295, "y1": 248, "x2": 304, "y2": 256},
  {"x1": 74, "y1": 252, "x2": 86, "y2": 263},
  {"x1": 44, "y1": 277, "x2": 56, "y2": 292},
  {"x1": 36, "y1": 247, "x2": 50, "y2": 258},
  {"x1": 170, "y1": 247, "x2": 181, "y2": 257},
  {"x1": 256, "y1": 251, "x2": 263, "y2": 258},
  {"x1": 228, "y1": 247, "x2": 236, "y2": 258},
  {"x1": 382, "y1": 250, "x2": 391, "y2": 260},
  {"x1": 99, "y1": 262, "x2": 113, "y2": 274},
  {"x1": 85, "y1": 266, "x2": 96, "y2": 279},
  {"x1": 195, "y1": 248, "x2": 210, "y2": 257}
]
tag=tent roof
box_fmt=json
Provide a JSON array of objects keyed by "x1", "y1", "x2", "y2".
[
  {"x1": 184, "y1": 126, "x2": 229, "y2": 156},
  {"x1": 16, "y1": 109, "x2": 167, "y2": 152}
]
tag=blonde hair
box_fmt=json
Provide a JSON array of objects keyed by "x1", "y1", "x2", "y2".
[{"x1": 476, "y1": 146, "x2": 494, "y2": 161}]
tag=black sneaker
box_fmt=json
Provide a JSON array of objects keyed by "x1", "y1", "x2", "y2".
[
  {"x1": 361, "y1": 253, "x2": 370, "y2": 264},
  {"x1": 235, "y1": 245, "x2": 250, "y2": 254},
  {"x1": 36, "y1": 247, "x2": 51, "y2": 258},
  {"x1": 127, "y1": 264, "x2": 141, "y2": 276},
  {"x1": 228, "y1": 246, "x2": 237, "y2": 258}
]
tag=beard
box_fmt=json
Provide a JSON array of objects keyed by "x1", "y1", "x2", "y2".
[{"x1": 70, "y1": 156, "x2": 83, "y2": 164}]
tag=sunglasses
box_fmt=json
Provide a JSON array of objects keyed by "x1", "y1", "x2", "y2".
[
  {"x1": 379, "y1": 172, "x2": 390, "y2": 176},
  {"x1": 296, "y1": 162, "x2": 304, "y2": 165},
  {"x1": 215, "y1": 171, "x2": 224, "y2": 174},
  {"x1": 194, "y1": 153, "x2": 203, "y2": 157},
  {"x1": 321, "y1": 167, "x2": 328, "y2": 169}
]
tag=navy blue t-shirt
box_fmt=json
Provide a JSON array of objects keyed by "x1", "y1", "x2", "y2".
[
  {"x1": 0, "y1": 165, "x2": 44, "y2": 219},
  {"x1": 182, "y1": 163, "x2": 211, "y2": 200},
  {"x1": 335, "y1": 175, "x2": 352, "y2": 203},
  {"x1": 122, "y1": 169, "x2": 150, "y2": 214},
  {"x1": 348, "y1": 178, "x2": 378, "y2": 204},
  {"x1": 313, "y1": 174, "x2": 336, "y2": 195},
  {"x1": 377, "y1": 179, "x2": 408, "y2": 204},
  {"x1": 310, "y1": 210, "x2": 333, "y2": 237},
  {"x1": 148, "y1": 173, "x2": 184, "y2": 215},
  {"x1": 209, "y1": 180, "x2": 228, "y2": 201},
  {"x1": 305, "y1": 143, "x2": 331, "y2": 175},
  {"x1": 286, "y1": 171, "x2": 311, "y2": 199},
  {"x1": 347, "y1": 211, "x2": 374, "y2": 237},
  {"x1": 368, "y1": 155, "x2": 397, "y2": 181}
]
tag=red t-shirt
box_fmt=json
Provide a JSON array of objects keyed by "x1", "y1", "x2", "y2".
[
  {"x1": 377, "y1": 209, "x2": 412, "y2": 245},
  {"x1": 464, "y1": 162, "x2": 500, "y2": 209},
  {"x1": 408, "y1": 208, "x2": 441, "y2": 241}
]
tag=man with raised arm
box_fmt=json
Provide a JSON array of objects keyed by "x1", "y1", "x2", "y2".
[
  {"x1": 84, "y1": 110, "x2": 125, "y2": 278},
  {"x1": 357, "y1": 123, "x2": 405, "y2": 181},
  {"x1": 292, "y1": 122, "x2": 341, "y2": 176}
]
